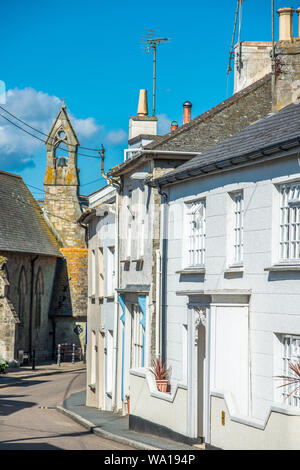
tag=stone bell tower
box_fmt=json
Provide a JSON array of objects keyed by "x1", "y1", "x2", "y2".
[
  {"x1": 44, "y1": 102, "x2": 86, "y2": 248},
  {"x1": 44, "y1": 102, "x2": 88, "y2": 354}
]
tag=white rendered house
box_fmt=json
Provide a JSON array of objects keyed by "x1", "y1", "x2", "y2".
[
  {"x1": 79, "y1": 184, "x2": 117, "y2": 411},
  {"x1": 131, "y1": 101, "x2": 300, "y2": 450}
]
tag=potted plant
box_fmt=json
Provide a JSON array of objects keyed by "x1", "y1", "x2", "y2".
[
  {"x1": 275, "y1": 360, "x2": 300, "y2": 401},
  {"x1": 150, "y1": 357, "x2": 170, "y2": 393},
  {"x1": 0, "y1": 357, "x2": 8, "y2": 374}
]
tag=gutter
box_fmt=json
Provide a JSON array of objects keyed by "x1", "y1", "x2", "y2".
[
  {"x1": 148, "y1": 137, "x2": 300, "y2": 188},
  {"x1": 109, "y1": 149, "x2": 201, "y2": 178}
]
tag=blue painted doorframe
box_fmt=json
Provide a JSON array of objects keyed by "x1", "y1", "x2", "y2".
[
  {"x1": 138, "y1": 295, "x2": 146, "y2": 367},
  {"x1": 118, "y1": 294, "x2": 147, "y2": 403},
  {"x1": 118, "y1": 294, "x2": 126, "y2": 402}
]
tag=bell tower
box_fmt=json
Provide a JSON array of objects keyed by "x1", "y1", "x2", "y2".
[
  {"x1": 44, "y1": 102, "x2": 88, "y2": 353},
  {"x1": 43, "y1": 102, "x2": 85, "y2": 248}
]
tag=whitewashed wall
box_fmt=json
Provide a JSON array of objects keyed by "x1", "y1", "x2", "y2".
[{"x1": 164, "y1": 150, "x2": 300, "y2": 428}]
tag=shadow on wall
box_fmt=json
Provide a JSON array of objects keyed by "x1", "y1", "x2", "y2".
[{"x1": 50, "y1": 258, "x2": 72, "y2": 317}]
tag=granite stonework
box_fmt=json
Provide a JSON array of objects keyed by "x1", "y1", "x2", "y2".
[{"x1": 42, "y1": 105, "x2": 88, "y2": 354}]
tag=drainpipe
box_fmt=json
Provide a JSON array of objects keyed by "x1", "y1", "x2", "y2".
[
  {"x1": 112, "y1": 191, "x2": 120, "y2": 411},
  {"x1": 29, "y1": 255, "x2": 38, "y2": 360},
  {"x1": 158, "y1": 185, "x2": 168, "y2": 362},
  {"x1": 155, "y1": 249, "x2": 161, "y2": 357}
]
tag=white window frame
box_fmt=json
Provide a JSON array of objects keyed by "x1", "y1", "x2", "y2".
[
  {"x1": 280, "y1": 334, "x2": 300, "y2": 408},
  {"x1": 137, "y1": 187, "x2": 145, "y2": 260},
  {"x1": 184, "y1": 199, "x2": 206, "y2": 268},
  {"x1": 279, "y1": 182, "x2": 300, "y2": 262},
  {"x1": 91, "y1": 249, "x2": 96, "y2": 296},
  {"x1": 231, "y1": 191, "x2": 244, "y2": 265},
  {"x1": 124, "y1": 195, "x2": 132, "y2": 259},
  {"x1": 106, "y1": 246, "x2": 115, "y2": 297},
  {"x1": 98, "y1": 247, "x2": 104, "y2": 297},
  {"x1": 131, "y1": 303, "x2": 144, "y2": 369}
]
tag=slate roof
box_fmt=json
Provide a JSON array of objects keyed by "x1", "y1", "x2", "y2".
[
  {"x1": 149, "y1": 102, "x2": 300, "y2": 187},
  {"x1": 0, "y1": 170, "x2": 62, "y2": 257},
  {"x1": 108, "y1": 74, "x2": 271, "y2": 177}
]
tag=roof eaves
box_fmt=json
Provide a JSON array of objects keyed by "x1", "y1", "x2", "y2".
[{"x1": 150, "y1": 136, "x2": 300, "y2": 188}]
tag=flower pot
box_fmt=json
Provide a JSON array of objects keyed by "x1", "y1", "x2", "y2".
[{"x1": 156, "y1": 379, "x2": 168, "y2": 393}]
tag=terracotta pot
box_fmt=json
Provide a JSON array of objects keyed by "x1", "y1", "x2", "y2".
[{"x1": 156, "y1": 379, "x2": 168, "y2": 393}]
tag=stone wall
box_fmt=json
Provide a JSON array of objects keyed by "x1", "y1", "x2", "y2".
[
  {"x1": 0, "y1": 251, "x2": 57, "y2": 362},
  {"x1": 274, "y1": 39, "x2": 300, "y2": 111},
  {"x1": 44, "y1": 185, "x2": 86, "y2": 248}
]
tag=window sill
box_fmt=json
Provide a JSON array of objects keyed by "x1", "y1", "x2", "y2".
[
  {"x1": 88, "y1": 383, "x2": 96, "y2": 393},
  {"x1": 176, "y1": 267, "x2": 206, "y2": 275},
  {"x1": 264, "y1": 264, "x2": 300, "y2": 272},
  {"x1": 224, "y1": 264, "x2": 244, "y2": 275}
]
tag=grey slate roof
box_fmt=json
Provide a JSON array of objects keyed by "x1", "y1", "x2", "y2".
[
  {"x1": 108, "y1": 74, "x2": 271, "y2": 177},
  {"x1": 0, "y1": 170, "x2": 62, "y2": 257},
  {"x1": 149, "y1": 102, "x2": 300, "y2": 187}
]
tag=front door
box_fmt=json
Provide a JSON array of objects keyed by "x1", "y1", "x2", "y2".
[{"x1": 197, "y1": 323, "x2": 206, "y2": 438}]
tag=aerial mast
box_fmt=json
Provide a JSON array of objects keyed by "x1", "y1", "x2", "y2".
[{"x1": 142, "y1": 29, "x2": 170, "y2": 117}]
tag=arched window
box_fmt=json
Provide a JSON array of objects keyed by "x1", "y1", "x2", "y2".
[
  {"x1": 1, "y1": 263, "x2": 10, "y2": 297},
  {"x1": 18, "y1": 267, "x2": 27, "y2": 326},
  {"x1": 35, "y1": 268, "x2": 43, "y2": 329}
]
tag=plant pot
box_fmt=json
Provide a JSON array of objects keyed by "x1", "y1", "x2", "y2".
[{"x1": 156, "y1": 379, "x2": 168, "y2": 393}]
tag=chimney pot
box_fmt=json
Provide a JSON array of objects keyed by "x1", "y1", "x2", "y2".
[
  {"x1": 137, "y1": 89, "x2": 148, "y2": 116},
  {"x1": 277, "y1": 7, "x2": 294, "y2": 41},
  {"x1": 297, "y1": 8, "x2": 300, "y2": 38},
  {"x1": 183, "y1": 101, "x2": 192, "y2": 124},
  {"x1": 171, "y1": 120, "x2": 178, "y2": 132}
]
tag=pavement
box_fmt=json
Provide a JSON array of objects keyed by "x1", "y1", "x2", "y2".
[{"x1": 0, "y1": 361, "x2": 203, "y2": 451}]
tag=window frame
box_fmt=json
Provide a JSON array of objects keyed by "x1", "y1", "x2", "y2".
[
  {"x1": 230, "y1": 190, "x2": 244, "y2": 266},
  {"x1": 183, "y1": 198, "x2": 206, "y2": 269},
  {"x1": 279, "y1": 182, "x2": 300, "y2": 262},
  {"x1": 280, "y1": 334, "x2": 300, "y2": 408}
]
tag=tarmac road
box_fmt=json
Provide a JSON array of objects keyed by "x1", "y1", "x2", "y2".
[{"x1": 0, "y1": 369, "x2": 132, "y2": 450}]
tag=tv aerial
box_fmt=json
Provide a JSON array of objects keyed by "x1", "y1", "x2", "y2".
[{"x1": 141, "y1": 29, "x2": 170, "y2": 117}]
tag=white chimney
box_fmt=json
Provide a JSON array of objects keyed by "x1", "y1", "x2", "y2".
[{"x1": 129, "y1": 89, "x2": 157, "y2": 141}]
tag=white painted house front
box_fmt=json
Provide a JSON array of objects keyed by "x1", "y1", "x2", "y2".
[
  {"x1": 131, "y1": 102, "x2": 300, "y2": 450},
  {"x1": 79, "y1": 184, "x2": 117, "y2": 412}
]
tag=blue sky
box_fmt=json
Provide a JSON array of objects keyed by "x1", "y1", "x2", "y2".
[{"x1": 0, "y1": 0, "x2": 298, "y2": 196}]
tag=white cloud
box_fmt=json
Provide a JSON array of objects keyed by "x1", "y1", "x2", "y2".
[
  {"x1": 0, "y1": 87, "x2": 126, "y2": 170},
  {"x1": 157, "y1": 113, "x2": 172, "y2": 135},
  {"x1": 105, "y1": 129, "x2": 127, "y2": 145}
]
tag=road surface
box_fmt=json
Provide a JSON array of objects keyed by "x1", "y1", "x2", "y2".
[{"x1": 0, "y1": 370, "x2": 132, "y2": 450}]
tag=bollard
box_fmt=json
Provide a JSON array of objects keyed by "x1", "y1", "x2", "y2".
[
  {"x1": 32, "y1": 349, "x2": 35, "y2": 370},
  {"x1": 57, "y1": 344, "x2": 61, "y2": 367},
  {"x1": 72, "y1": 344, "x2": 75, "y2": 365}
]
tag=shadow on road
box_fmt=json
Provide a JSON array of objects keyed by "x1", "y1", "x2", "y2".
[
  {"x1": 0, "y1": 442, "x2": 62, "y2": 450},
  {"x1": 0, "y1": 395, "x2": 36, "y2": 416}
]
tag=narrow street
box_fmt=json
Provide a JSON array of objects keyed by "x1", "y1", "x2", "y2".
[{"x1": 0, "y1": 370, "x2": 132, "y2": 450}]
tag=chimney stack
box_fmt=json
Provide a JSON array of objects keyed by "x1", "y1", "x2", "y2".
[
  {"x1": 277, "y1": 7, "x2": 294, "y2": 41},
  {"x1": 183, "y1": 101, "x2": 192, "y2": 124},
  {"x1": 171, "y1": 120, "x2": 178, "y2": 132},
  {"x1": 128, "y1": 89, "x2": 157, "y2": 140},
  {"x1": 297, "y1": 8, "x2": 300, "y2": 38},
  {"x1": 137, "y1": 89, "x2": 148, "y2": 116}
]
